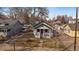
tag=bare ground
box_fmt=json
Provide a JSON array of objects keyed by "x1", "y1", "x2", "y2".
[{"x1": 0, "y1": 32, "x2": 79, "y2": 51}]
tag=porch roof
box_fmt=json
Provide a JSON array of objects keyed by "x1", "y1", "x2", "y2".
[{"x1": 33, "y1": 21, "x2": 53, "y2": 30}]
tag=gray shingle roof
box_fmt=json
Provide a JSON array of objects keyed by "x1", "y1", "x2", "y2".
[
  {"x1": 0, "y1": 19, "x2": 19, "y2": 29},
  {"x1": 33, "y1": 21, "x2": 53, "y2": 29}
]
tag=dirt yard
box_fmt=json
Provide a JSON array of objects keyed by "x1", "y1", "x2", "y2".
[{"x1": 0, "y1": 32, "x2": 79, "y2": 51}]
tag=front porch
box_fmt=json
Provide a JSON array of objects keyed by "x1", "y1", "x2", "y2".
[{"x1": 36, "y1": 29, "x2": 52, "y2": 38}]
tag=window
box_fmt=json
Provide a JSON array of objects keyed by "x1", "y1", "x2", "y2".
[
  {"x1": 5, "y1": 23, "x2": 9, "y2": 26},
  {"x1": 37, "y1": 29, "x2": 40, "y2": 32},
  {"x1": 0, "y1": 29, "x2": 4, "y2": 32},
  {"x1": 22, "y1": 28, "x2": 25, "y2": 30},
  {"x1": 45, "y1": 29, "x2": 48, "y2": 32},
  {"x1": 7, "y1": 29, "x2": 11, "y2": 32}
]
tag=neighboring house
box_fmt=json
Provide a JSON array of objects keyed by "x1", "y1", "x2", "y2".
[
  {"x1": 53, "y1": 20, "x2": 61, "y2": 24},
  {"x1": 68, "y1": 17, "x2": 75, "y2": 24},
  {"x1": 33, "y1": 21, "x2": 59, "y2": 38},
  {"x1": 68, "y1": 20, "x2": 76, "y2": 24},
  {"x1": 53, "y1": 24, "x2": 63, "y2": 34},
  {"x1": 64, "y1": 23, "x2": 79, "y2": 37},
  {"x1": 0, "y1": 19, "x2": 23, "y2": 37}
]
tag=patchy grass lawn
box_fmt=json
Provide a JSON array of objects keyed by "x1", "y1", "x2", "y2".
[
  {"x1": 15, "y1": 38, "x2": 65, "y2": 50},
  {"x1": 42, "y1": 38, "x2": 65, "y2": 49},
  {"x1": 0, "y1": 32, "x2": 68, "y2": 51},
  {"x1": 15, "y1": 38, "x2": 40, "y2": 47}
]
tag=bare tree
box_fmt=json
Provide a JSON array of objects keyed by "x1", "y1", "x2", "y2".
[
  {"x1": 37, "y1": 7, "x2": 48, "y2": 19},
  {"x1": 8, "y1": 7, "x2": 48, "y2": 24},
  {"x1": 0, "y1": 8, "x2": 8, "y2": 19}
]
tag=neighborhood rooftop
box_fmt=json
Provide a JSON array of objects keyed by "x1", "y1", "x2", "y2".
[
  {"x1": 0, "y1": 19, "x2": 22, "y2": 29},
  {"x1": 68, "y1": 23, "x2": 79, "y2": 30}
]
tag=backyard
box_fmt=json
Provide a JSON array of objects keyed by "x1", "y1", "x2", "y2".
[{"x1": 0, "y1": 32, "x2": 75, "y2": 51}]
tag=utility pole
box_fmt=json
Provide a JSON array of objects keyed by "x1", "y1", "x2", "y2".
[{"x1": 74, "y1": 7, "x2": 78, "y2": 51}]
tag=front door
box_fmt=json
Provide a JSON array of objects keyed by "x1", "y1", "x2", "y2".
[{"x1": 40, "y1": 29, "x2": 43, "y2": 38}]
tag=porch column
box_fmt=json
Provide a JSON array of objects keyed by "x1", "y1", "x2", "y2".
[{"x1": 4, "y1": 29, "x2": 7, "y2": 36}]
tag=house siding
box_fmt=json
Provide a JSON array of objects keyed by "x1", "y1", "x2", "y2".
[
  {"x1": 33, "y1": 29, "x2": 40, "y2": 38},
  {"x1": 33, "y1": 25, "x2": 53, "y2": 38},
  {"x1": 64, "y1": 30, "x2": 79, "y2": 37},
  {"x1": 64, "y1": 25, "x2": 79, "y2": 37},
  {"x1": 0, "y1": 21, "x2": 23, "y2": 37},
  {"x1": 0, "y1": 32, "x2": 7, "y2": 37}
]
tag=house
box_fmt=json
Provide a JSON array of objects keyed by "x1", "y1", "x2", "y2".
[
  {"x1": 64, "y1": 23, "x2": 79, "y2": 37},
  {"x1": 52, "y1": 20, "x2": 61, "y2": 24},
  {"x1": 53, "y1": 24, "x2": 63, "y2": 34},
  {"x1": 68, "y1": 17, "x2": 75, "y2": 24},
  {"x1": 0, "y1": 19, "x2": 23, "y2": 37},
  {"x1": 33, "y1": 21, "x2": 59, "y2": 38},
  {"x1": 68, "y1": 19, "x2": 76, "y2": 24}
]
